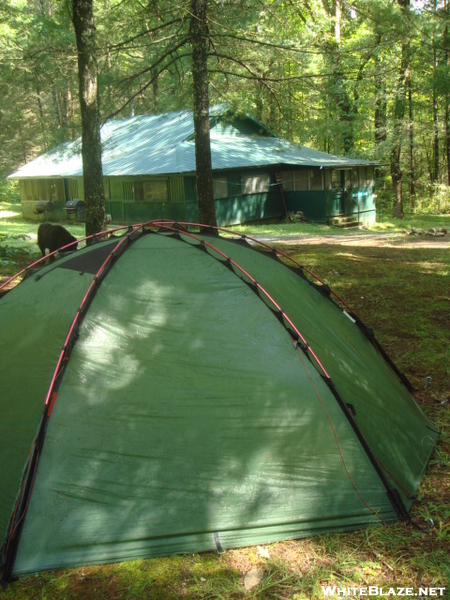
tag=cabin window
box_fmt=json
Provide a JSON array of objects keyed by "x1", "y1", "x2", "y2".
[
  {"x1": 279, "y1": 172, "x2": 294, "y2": 191},
  {"x1": 241, "y1": 173, "x2": 270, "y2": 194},
  {"x1": 134, "y1": 180, "x2": 168, "y2": 202},
  {"x1": 213, "y1": 177, "x2": 228, "y2": 199},
  {"x1": 294, "y1": 171, "x2": 308, "y2": 190},
  {"x1": 103, "y1": 178, "x2": 110, "y2": 200},
  {"x1": 344, "y1": 170, "x2": 352, "y2": 189},
  {"x1": 279, "y1": 169, "x2": 324, "y2": 191},
  {"x1": 364, "y1": 166, "x2": 374, "y2": 186},
  {"x1": 68, "y1": 180, "x2": 80, "y2": 199},
  {"x1": 48, "y1": 180, "x2": 64, "y2": 201},
  {"x1": 38, "y1": 180, "x2": 47, "y2": 200},
  {"x1": 22, "y1": 180, "x2": 34, "y2": 201},
  {"x1": 309, "y1": 169, "x2": 323, "y2": 191},
  {"x1": 351, "y1": 168, "x2": 359, "y2": 187},
  {"x1": 331, "y1": 170, "x2": 342, "y2": 188}
]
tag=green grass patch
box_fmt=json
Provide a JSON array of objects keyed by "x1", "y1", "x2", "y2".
[
  {"x1": 228, "y1": 213, "x2": 450, "y2": 238},
  {"x1": 0, "y1": 200, "x2": 85, "y2": 281}
]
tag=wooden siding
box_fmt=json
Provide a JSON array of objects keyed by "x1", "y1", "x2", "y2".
[
  {"x1": 19, "y1": 177, "x2": 84, "y2": 221},
  {"x1": 285, "y1": 187, "x2": 376, "y2": 224},
  {"x1": 106, "y1": 201, "x2": 185, "y2": 223},
  {"x1": 169, "y1": 176, "x2": 185, "y2": 202},
  {"x1": 19, "y1": 167, "x2": 376, "y2": 225},
  {"x1": 216, "y1": 189, "x2": 283, "y2": 226}
]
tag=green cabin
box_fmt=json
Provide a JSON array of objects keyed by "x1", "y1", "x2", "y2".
[{"x1": 8, "y1": 105, "x2": 377, "y2": 226}]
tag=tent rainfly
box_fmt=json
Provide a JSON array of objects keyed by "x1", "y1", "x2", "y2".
[{"x1": 0, "y1": 221, "x2": 439, "y2": 581}]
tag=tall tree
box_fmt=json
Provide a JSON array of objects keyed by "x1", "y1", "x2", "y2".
[
  {"x1": 5, "y1": 0, "x2": 450, "y2": 220},
  {"x1": 321, "y1": 0, "x2": 356, "y2": 154},
  {"x1": 432, "y1": 0, "x2": 440, "y2": 183},
  {"x1": 444, "y1": 0, "x2": 450, "y2": 184},
  {"x1": 407, "y1": 67, "x2": 415, "y2": 197},
  {"x1": 390, "y1": 0, "x2": 411, "y2": 219},
  {"x1": 374, "y1": 51, "x2": 387, "y2": 150},
  {"x1": 0, "y1": 0, "x2": 79, "y2": 175},
  {"x1": 72, "y1": 0, "x2": 105, "y2": 236},
  {"x1": 190, "y1": 0, "x2": 216, "y2": 227}
]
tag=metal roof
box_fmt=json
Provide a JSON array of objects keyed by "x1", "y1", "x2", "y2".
[{"x1": 8, "y1": 105, "x2": 374, "y2": 180}]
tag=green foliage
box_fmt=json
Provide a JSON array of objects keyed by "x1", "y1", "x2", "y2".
[
  {"x1": 2, "y1": 2, "x2": 450, "y2": 215},
  {"x1": 413, "y1": 183, "x2": 450, "y2": 214},
  {"x1": 0, "y1": 180, "x2": 20, "y2": 204}
]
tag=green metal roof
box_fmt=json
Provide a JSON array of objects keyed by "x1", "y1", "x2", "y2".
[{"x1": 8, "y1": 105, "x2": 374, "y2": 180}]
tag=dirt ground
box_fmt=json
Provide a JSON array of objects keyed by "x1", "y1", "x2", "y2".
[{"x1": 254, "y1": 230, "x2": 450, "y2": 250}]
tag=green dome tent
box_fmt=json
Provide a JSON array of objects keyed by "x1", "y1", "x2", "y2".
[{"x1": 0, "y1": 221, "x2": 439, "y2": 581}]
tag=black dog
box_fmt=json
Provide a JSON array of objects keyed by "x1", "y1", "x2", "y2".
[{"x1": 37, "y1": 223, "x2": 78, "y2": 260}]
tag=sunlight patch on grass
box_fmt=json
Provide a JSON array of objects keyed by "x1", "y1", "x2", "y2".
[
  {"x1": 0, "y1": 210, "x2": 20, "y2": 219},
  {"x1": 416, "y1": 260, "x2": 449, "y2": 276},
  {"x1": 228, "y1": 221, "x2": 334, "y2": 237}
]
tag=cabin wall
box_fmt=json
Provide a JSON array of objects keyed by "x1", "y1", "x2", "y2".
[
  {"x1": 17, "y1": 165, "x2": 377, "y2": 226},
  {"x1": 284, "y1": 187, "x2": 376, "y2": 224},
  {"x1": 284, "y1": 191, "x2": 327, "y2": 221},
  {"x1": 325, "y1": 188, "x2": 376, "y2": 225},
  {"x1": 19, "y1": 178, "x2": 84, "y2": 222},
  {"x1": 186, "y1": 171, "x2": 284, "y2": 225},
  {"x1": 281, "y1": 166, "x2": 376, "y2": 224},
  {"x1": 106, "y1": 175, "x2": 186, "y2": 222}
]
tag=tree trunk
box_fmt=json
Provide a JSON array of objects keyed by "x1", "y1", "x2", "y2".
[
  {"x1": 445, "y1": 1, "x2": 450, "y2": 184},
  {"x1": 391, "y1": 145, "x2": 403, "y2": 218},
  {"x1": 72, "y1": 0, "x2": 105, "y2": 237},
  {"x1": 374, "y1": 50, "x2": 387, "y2": 181},
  {"x1": 445, "y1": 102, "x2": 450, "y2": 185},
  {"x1": 390, "y1": 0, "x2": 410, "y2": 219},
  {"x1": 433, "y1": 23, "x2": 439, "y2": 183},
  {"x1": 322, "y1": 0, "x2": 355, "y2": 155},
  {"x1": 190, "y1": 0, "x2": 217, "y2": 228},
  {"x1": 408, "y1": 72, "x2": 415, "y2": 199}
]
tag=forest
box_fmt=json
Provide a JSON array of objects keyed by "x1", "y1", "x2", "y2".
[
  {"x1": 1, "y1": 0, "x2": 450, "y2": 220},
  {"x1": 0, "y1": 2, "x2": 449, "y2": 595}
]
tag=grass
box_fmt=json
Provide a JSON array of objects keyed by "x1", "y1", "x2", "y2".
[
  {"x1": 289, "y1": 243, "x2": 450, "y2": 392},
  {"x1": 1, "y1": 204, "x2": 449, "y2": 599},
  {"x1": 0, "y1": 199, "x2": 85, "y2": 282},
  {"x1": 228, "y1": 212, "x2": 450, "y2": 238}
]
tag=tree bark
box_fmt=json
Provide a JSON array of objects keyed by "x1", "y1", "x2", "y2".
[
  {"x1": 374, "y1": 44, "x2": 387, "y2": 183},
  {"x1": 190, "y1": 0, "x2": 217, "y2": 227},
  {"x1": 408, "y1": 72, "x2": 415, "y2": 199},
  {"x1": 322, "y1": 0, "x2": 355, "y2": 155},
  {"x1": 390, "y1": 0, "x2": 410, "y2": 219},
  {"x1": 433, "y1": 20, "x2": 439, "y2": 184},
  {"x1": 72, "y1": 0, "x2": 105, "y2": 236},
  {"x1": 445, "y1": 1, "x2": 450, "y2": 184}
]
